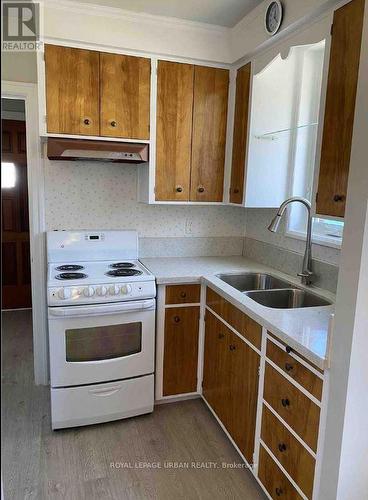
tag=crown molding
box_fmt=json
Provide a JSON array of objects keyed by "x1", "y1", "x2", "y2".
[{"x1": 43, "y1": 0, "x2": 229, "y2": 34}]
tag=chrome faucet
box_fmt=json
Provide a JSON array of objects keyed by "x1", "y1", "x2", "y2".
[{"x1": 268, "y1": 197, "x2": 314, "y2": 286}]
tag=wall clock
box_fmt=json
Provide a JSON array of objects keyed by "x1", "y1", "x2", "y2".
[{"x1": 265, "y1": 0, "x2": 283, "y2": 36}]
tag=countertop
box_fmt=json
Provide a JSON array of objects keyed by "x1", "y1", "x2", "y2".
[{"x1": 141, "y1": 256, "x2": 335, "y2": 369}]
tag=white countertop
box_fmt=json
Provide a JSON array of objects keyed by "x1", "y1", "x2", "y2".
[{"x1": 141, "y1": 256, "x2": 335, "y2": 369}]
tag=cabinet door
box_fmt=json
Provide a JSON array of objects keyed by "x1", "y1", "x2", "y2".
[
  {"x1": 230, "y1": 63, "x2": 251, "y2": 204},
  {"x1": 163, "y1": 306, "x2": 199, "y2": 396},
  {"x1": 202, "y1": 311, "x2": 231, "y2": 426},
  {"x1": 45, "y1": 45, "x2": 100, "y2": 136},
  {"x1": 316, "y1": 0, "x2": 365, "y2": 217},
  {"x1": 190, "y1": 66, "x2": 229, "y2": 202},
  {"x1": 100, "y1": 53, "x2": 150, "y2": 139},
  {"x1": 155, "y1": 61, "x2": 194, "y2": 201},
  {"x1": 227, "y1": 331, "x2": 260, "y2": 464}
]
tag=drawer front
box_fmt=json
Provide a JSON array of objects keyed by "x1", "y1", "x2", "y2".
[
  {"x1": 264, "y1": 364, "x2": 320, "y2": 452},
  {"x1": 267, "y1": 339, "x2": 323, "y2": 401},
  {"x1": 206, "y1": 287, "x2": 262, "y2": 349},
  {"x1": 258, "y1": 445, "x2": 303, "y2": 500},
  {"x1": 261, "y1": 405, "x2": 315, "y2": 499},
  {"x1": 51, "y1": 374, "x2": 154, "y2": 430},
  {"x1": 166, "y1": 284, "x2": 201, "y2": 304}
]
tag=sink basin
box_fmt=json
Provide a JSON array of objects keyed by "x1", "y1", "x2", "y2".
[
  {"x1": 216, "y1": 273, "x2": 295, "y2": 292},
  {"x1": 245, "y1": 289, "x2": 332, "y2": 309}
]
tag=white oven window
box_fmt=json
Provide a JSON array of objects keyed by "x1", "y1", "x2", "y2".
[{"x1": 65, "y1": 322, "x2": 142, "y2": 362}]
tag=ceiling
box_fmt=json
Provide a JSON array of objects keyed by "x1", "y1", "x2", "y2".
[{"x1": 78, "y1": 0, "x2": 263, "y2": 27}]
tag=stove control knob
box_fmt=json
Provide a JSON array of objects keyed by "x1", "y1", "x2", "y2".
[
  {"x1": 58, "y1": 288, "x2": 71, "y2": 300},
  {"x1": 126, "y1": 284, "x2": 132, "y2": 294},
  {"x1": 96, "y1": 286, "x2": 107, "y2": 296},
  {"x1": 83, "y1": 286, "x2": 95, "y2": 297},
  {"x1": 120, "y1": 285, "x2": 128, "y2": 295},
  {"x1": 109, "y1": 285, "x2": 120, "y2": 295}
]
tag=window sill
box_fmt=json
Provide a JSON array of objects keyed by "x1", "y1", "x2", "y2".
[{"x1": 285, "y1": 229, "x2": 342, "y2": 249}]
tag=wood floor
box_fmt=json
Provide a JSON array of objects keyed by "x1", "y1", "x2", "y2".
[{"x1": 1, "y1": 310, "x2": 265, "y2": 500}]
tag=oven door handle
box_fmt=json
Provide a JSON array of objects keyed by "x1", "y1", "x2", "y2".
[{"x1": 48, "y1": 299, "x2": 155, "y2": 317}]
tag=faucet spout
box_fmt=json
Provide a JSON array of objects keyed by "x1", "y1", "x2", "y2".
[{"x1": 267, "y1": 197, "x2": 314, "y2": 285}]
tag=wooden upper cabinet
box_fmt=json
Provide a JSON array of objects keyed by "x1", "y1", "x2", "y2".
[
  {"x1": 230, "y1": 63, "x2": 251, "y2": 204},
  {"x1": 190, "y1": 66, "x2": 229, "y2": 202},
  {"x1": 316, "y1": 0, "x2": 365, "y2": 217},
  {"x1": 155, "y1": 61, "x2": 194, "y2": 201},
  {"x1": 100, "y1": 53, "x2": 150, "y2": 139},
  {"x1": 45, "y1": 45, "x2": 100, "y2": 136}
]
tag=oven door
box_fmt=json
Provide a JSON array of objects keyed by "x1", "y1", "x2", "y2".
[{"x1": 48, "y1": 299, "x2": 155, "y2": 387}]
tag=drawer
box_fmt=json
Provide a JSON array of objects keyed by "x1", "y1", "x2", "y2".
[
  {"x1": 51, "y1": 374, "x2": 154, "y2": 429},
  {"x1": 263, "y1": 363, "x2": 320, "y2": 452},
  {"x1": 261, "y1": 405, "x2": 315, "y2": 499},
  {"x1": 266, "y1": 339, "x2": 323, "y2": 400},
  {"x1": 258, "y1": 445, "x2": 303, "y2": 500},
  {"x1": 165, "y1": 284, "x2": 201, "y2": 304},
  {"x1": 206, "y1": 287, "x2": 262, "y2": 349}
]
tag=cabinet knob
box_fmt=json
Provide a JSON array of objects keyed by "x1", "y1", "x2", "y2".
[
  {"x1": 278, "y1": 443, "x2": 287, "y2": 452},
  {"x1": 275, "y1": 487, "x2": 284, "y2": 497},
  {"x1": 285, "y1": 345, "x2": 292, "y2": 354},
  {"x1": 285, "y1": 363, "x2": 294, "y2": 372},
  {"x1": 233, "y1": 188, "x2": 239, "y2": 194},
  {"x1": 218, "y1": 333, "x2": 225, "y2": 339},
  {"x1": 176, "y1": 186, "x2": 183, "y2": 193},
  {"x1": 333, "y1": 194, "x2": 345, "y2": 202},
  {"x1": 110, "y1": 120, "x2": 117, "y2": 127},
  {"x1": 83, "y1": 118, "x2": 90, "y2": 125},
  {"x1": 229, "y1": 344, "x2": 236, "y2": 351},
  {"x1": 173, "y1": 316, "x2": 180, "y2": 323},
  {"x1": 281, "y1": 398, "x2": 290, "y2": 407},
  {"x1": 180, "y1": 291, "x2": 187, "y2": 298},
  {"x1": 198, "y1": 186, "x2": 205, "y2": 193}
]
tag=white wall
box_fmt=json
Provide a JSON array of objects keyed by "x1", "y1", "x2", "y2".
[
  {"x1": 1, "y1": 51, "x2": 37, "y2": 83},
  {"x1": 44, "y1": 159, "x2": 246, "y2": 238},
  {"x1": 319, "y1": 5, "x2": 368, "y2": 498}
]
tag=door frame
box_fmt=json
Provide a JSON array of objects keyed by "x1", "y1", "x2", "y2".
[{"x1": 2, "y1": 80, "x2": 48, "y2": 385}]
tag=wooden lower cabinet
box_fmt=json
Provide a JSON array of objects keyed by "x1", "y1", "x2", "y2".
[
  {"x1": 203, "y1": 310, "x2": 260, "y2": 464},
  {"x1": 162, "y1": 306, "x2": 200, "y2": 396},
  {"x1": 261, "y1": 405, "x2": 315, "y2": 499},
  {"x1": 258, "y1": 445, "x2": 303, "y2": 500}
]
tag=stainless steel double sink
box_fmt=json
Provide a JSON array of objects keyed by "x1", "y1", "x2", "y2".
[{"x1": 216, "y1": 273, "x2": 332, "y2": 309}]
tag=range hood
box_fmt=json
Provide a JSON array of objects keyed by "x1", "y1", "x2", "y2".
[{"x1": 47, "y1": 138, "x2": 149, "y2": 163}]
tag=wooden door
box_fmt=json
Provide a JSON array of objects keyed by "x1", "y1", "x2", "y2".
[
  {"x1": 45, "y1": 44, "x2": 100, "y2": 136},
  {"x1": 230, "y1": 63, "x2": 251, "y2": 204},
  {"x1": 227, "y1": 331, "x2": 260, "y2": 464},
  {"x1": 190, "y1": 66, "x2": 229, "y2": 202},
  {"x1": 316, "y1": 0, "x2": 365, "y2": 217},
  {"x1": 155, "y1": 61, "x2": 194, "y2": 201},
  {"x1": 162, "y1": 306, "x2": 200, "y2": 396},
  {"x1": 100, "y1": 53, "x2": 150, "y2": 139},
  {"x1": 202, "y1": 310, "x2": 231, "y2": 426},
  {"x1": 2, "y1": 120, "x2": 32, "y2": 309}
]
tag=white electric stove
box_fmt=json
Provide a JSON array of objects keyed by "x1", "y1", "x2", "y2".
[{"x1": 46, "y1": 230, "x2": 156, "y2": 430}]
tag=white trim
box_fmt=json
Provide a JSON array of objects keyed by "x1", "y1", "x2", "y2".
[
  {"x1": 164, "y1": 302, "x2": 200, "y2": 309},
  {"x1": 252, "y1": 327, "x2": 267, "y2": 475},
  {"x1": 155, "y1": 393, "x2": 200, "y2": 404},
  {"x1": 285, "y1": 227, "x2": 342, "y2": 250},
  {"x1": 154, "y1": 284, "x2": 166, "y2": 400},
  {"x1": 1, "y1": 81, "x2": 48, "y2": 386},
  {"x1": 43, "y1": 133, "x2": 150, "y2": 144}
]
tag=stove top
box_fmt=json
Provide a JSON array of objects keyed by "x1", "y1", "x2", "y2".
[
  {"x1": 46, "y1": 230, "x2": 156, "y2": 306},
  {"x1": 48, "y1": 260, "x2": 153, "y2": 286}
]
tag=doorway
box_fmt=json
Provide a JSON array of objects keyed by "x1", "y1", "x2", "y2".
[{"x1": 2, "y1": 99, "x2": 32, "y2": 310}]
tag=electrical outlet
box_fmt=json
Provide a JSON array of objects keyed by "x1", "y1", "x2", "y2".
[{"x1": 185, "y1": 219, "x2": 193, "y2": 235}]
